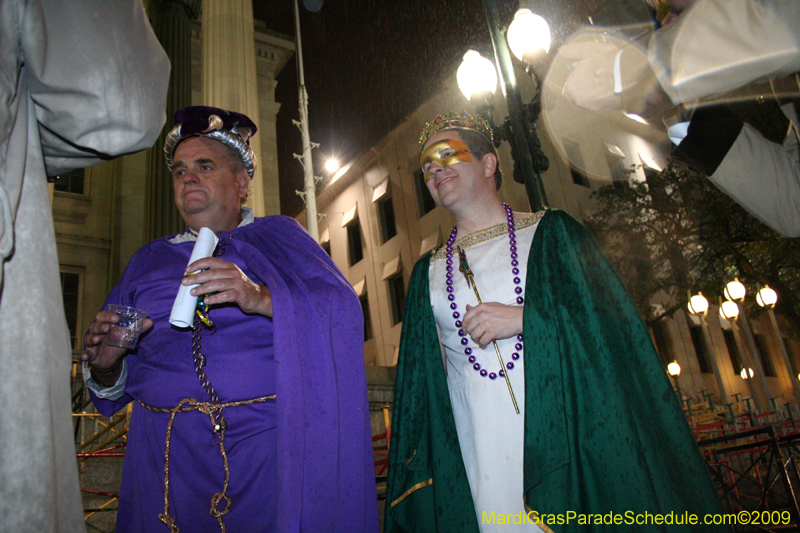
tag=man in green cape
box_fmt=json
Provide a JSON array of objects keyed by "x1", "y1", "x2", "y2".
[{"x1": 385, "y1": 112, "x2": 728, "y2": 532}]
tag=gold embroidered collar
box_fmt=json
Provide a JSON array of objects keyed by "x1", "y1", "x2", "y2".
[{"x1": 430, "y1": 211, "x2": 545, "y2": 261}]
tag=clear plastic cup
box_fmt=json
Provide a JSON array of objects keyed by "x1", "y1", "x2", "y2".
[{"x1": 106, "y1": 304, "x2": 149, "y2": 349}]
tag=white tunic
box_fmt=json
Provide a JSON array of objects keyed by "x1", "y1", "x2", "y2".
[{"x1": 428, "y1": 213, "x2": 545, "y2": 532}]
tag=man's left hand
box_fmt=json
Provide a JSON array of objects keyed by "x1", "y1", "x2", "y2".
[
  {"x1": 463, "y1": 303, "x2": 523, "y2": 349},
  {"x1": 183, "y1": 257, "x2": 273, "y2": 317}
]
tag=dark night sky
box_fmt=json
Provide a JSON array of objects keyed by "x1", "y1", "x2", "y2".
[{"x1": 252, "y1": 0, "x2": 643, "y2": 216}]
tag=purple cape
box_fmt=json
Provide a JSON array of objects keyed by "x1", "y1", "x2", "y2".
[
  {"x1": 239, "y1": 217, "x2": 378, "y2": 532},
  {"x1": 91, "y1": 216, "x2": 378, "y2": 532}
]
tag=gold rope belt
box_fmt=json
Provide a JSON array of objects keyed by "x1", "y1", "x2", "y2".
[{"x1": 137, "y1": 394, "x2": 277, "y2": 533}]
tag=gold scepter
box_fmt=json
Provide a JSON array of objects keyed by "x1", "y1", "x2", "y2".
[{"x1": 457, "y1": 246, "x2": 520, "y2": 414}]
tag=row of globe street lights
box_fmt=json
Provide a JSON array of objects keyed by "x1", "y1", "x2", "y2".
[{"x1": 675, "y1": 279, "x2": 798, "y2": 417}]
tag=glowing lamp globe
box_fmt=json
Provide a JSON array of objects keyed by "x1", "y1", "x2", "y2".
[
  {"x1": 719, "y1": 300, "x2": 739, "y2": 321},
  {"x1": 667, "y1": 361, "x2": 681, "y2": 377},
  {"x1": 756, "y1": 286, "x2": 778, "y2": 308},
  {"x1": 457, "y1": 50, "x2": 498, "y2": 101},
  {"x1": 687, "y1": 292, "x2": 709, "y2": 316},
  {"x1": 724, "y1": 279, "x2": 746, "y2": 302},
  {"x1": 507, "y1": 9, "x2": 551, "y2": 61},
  {"x1": 741, "y1": 368, "x2": 754, "y2": 380},
  {"x1": 325, "y1": 158, "x2": 340, "y2": 173}
]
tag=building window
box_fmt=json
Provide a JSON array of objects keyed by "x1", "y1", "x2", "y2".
[
  {"x1": 60, "y1": 269, "x2": 82, "y2": 351},
  {"x1": 723, "y1": 330, "x2": 743, "y2": 374},
  {"x1": 53, "y1": 168, "x2": 85, "y2": 195},
  {"x1": 377, "y1": 194, "x2": 397, "y2": 243},
  {"x1": 563, "y1": 139, "x2": 590, "y2": 188},
  {"x1": 360, "y1": 294, "x2": 373, "y2": 341},
  {"x1": 643, "y1": 167, "x2": 670, "y2": 205},
  {"x1": 413, "y1": 169, "x2": 436, "y2": 217},
  {"x1": 346, "y1": 220, "x2": 363, "y2": 266},
  {"x1": 373, "y1": 180, "x2": 397, "y2": 244},
  {"x1": 388, "y1": 274, "x2": 405, "y2": 325},
  {"x1": 784, "y1": 337, "x2": 798, "y2": 375},
  {"x1": 570, "y1": 167, "x2": 590, "y2": 187},
  {"x1": 319, "y1": 228, "x2": 332, "y2": 257},
  {"x1": 753, "y1": 334, "x2": 776, "y2": 377},
  {"x1": 342, "y1": 205, "x2": 363, "y2": 267},
  {"x1": 644, "y1": 168, "x2": 660, "y2": 182},
  {"x1": 689, "y1": 326, "x2": 713, "y2": 374},
  {"x1": 347, "y1": 221, "x2": 363, "y2": 266},
  {"x1": 649, "y1": 321, "x2": 673, "y2": 366},
  {"x1": 605, "y1": 154, "x2": 627, "y2": 189}
]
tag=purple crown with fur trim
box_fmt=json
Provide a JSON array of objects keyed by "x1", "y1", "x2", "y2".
[{"x1": 164, "y1": 106, "x2": 258, "y2": 178}]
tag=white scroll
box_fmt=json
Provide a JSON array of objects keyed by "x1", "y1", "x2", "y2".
[{"x1": 169, "y1": 227, "x2": 219, "y2": 328}]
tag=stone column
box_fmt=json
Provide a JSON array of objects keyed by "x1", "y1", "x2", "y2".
[
  {"x1": 256, "y1": 72, "x2": 284, "y2": 216},
  {"x1": 144, "y1": 0, "x2": 200, "y2": 240},
  {"x1": 201, "y1": 0, "x2": 265, "y2": 217}
]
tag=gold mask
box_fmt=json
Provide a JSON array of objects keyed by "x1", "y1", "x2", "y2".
[{"x1": 420, "y1": 139, "x2": 472, "y2": 182}]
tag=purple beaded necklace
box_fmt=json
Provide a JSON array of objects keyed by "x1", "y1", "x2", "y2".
[{"x1": 444, "y1": 203, "x2": 524, "y2": 379}]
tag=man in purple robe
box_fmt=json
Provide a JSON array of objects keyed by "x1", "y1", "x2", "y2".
[{"x1": 81, "y1": 106, "x2": 379, "y2": 533}]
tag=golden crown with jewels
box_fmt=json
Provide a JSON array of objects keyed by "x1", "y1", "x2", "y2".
[{"x1": 418, "y1": 112, "x2": 494, "y2": 150}]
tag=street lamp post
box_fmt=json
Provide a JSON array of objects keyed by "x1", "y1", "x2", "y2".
[
  {"x1": 293, "y1": 0, "x2": 320, "y2": 241},
  {"x1": 719, "y1": 299, "x2": 763, "y2": 412},
  {"x1": 667, "y1": 360, "x2": 682, "y2": 399},
  {"x1": 457, "y1": 3, "x2": 551, "y2": 211},
  {"x1": 725, "y1": 278, "x2": 773, "y2": 407},
  {"x1": 757, "y1": 285, "x2": 800, "y2": 412},
  {"x1": 687, "y1": 292, "x2": 729, "y2": 408},
  {"x1": 738, "y1": 369, "x2": 756, "y2": 423}
]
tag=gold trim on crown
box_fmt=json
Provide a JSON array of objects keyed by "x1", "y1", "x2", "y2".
[{"x1": 418, "y1": 112, "x2": 494, "y2": 149}]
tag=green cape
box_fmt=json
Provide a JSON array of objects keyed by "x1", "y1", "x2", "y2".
[{"x1": 386, "y1": 209, "x2": 727, "y2": 532}]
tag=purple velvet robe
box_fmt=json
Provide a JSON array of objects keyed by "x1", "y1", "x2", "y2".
[{"x1": 91, "y1": 216, "x2": 378, "y2": 533}]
